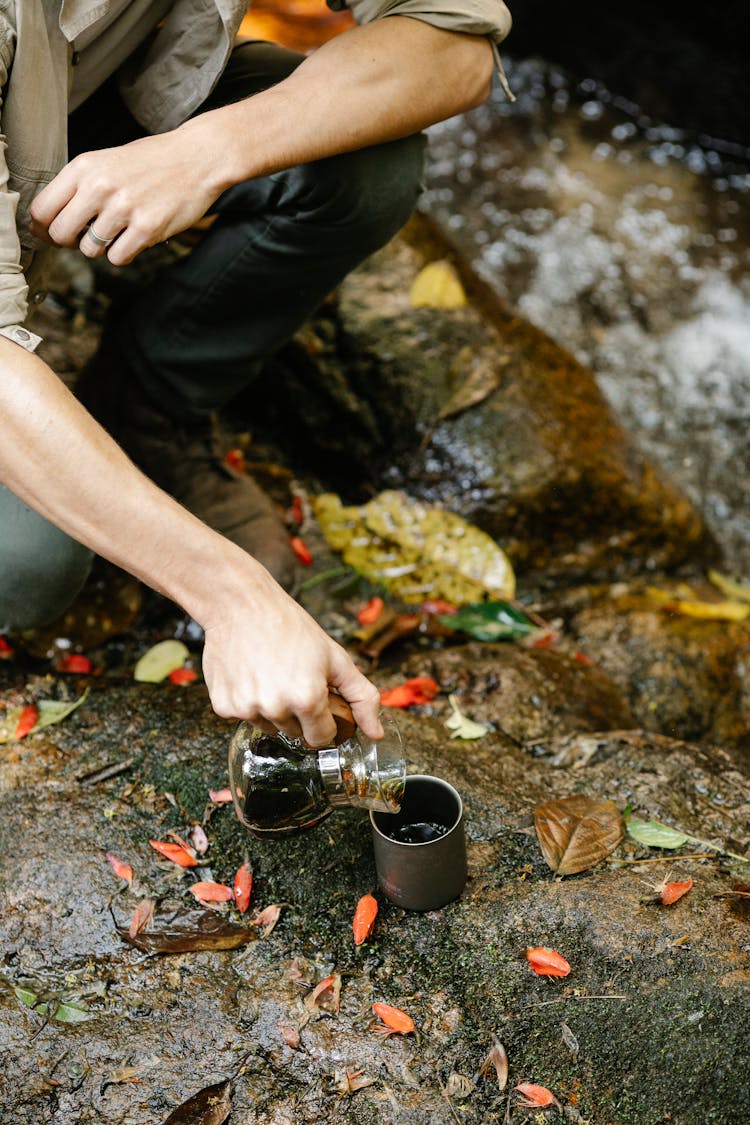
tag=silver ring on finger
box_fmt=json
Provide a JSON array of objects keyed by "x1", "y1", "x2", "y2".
[{"x1": 86, "y1": 223, "x2": 115, "y2": 248}]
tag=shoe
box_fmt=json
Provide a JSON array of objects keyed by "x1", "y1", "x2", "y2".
[{"x1": 76, "y1": 342, "x2": 299, "y2": 593}]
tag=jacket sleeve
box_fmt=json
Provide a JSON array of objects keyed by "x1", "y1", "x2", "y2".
[
  {"x1": 0, "y1": 19, "x2": 41, "y2": 353},
  {"x1": 335, "y1": 0, "x2": 514, "y2": 97}
]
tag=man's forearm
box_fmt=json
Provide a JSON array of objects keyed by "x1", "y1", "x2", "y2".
[
  {"x1": 187, "y1": 18, "x2": 494, "y2": 195},
  {"x1": 31, "y1": 19, "x2": 493, "y2": 271},
  {"x1": 0, "y1": 339, "x2": 254, "y2": 625}
]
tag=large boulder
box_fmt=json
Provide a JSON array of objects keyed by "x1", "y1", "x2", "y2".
[{"x1": 247, "y1": 228, "x2": 712, "y2": 590}]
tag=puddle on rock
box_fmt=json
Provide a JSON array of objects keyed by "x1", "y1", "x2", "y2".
[{"x1": 423, "y1": 59, "x2": 750, "y2": 571}]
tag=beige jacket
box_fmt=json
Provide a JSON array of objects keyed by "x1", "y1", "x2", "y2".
[{"x1": 0, "y1": 0, "x2": 511, "y2": 351}]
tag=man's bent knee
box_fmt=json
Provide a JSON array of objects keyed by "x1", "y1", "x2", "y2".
[
  {"x1": 279, "y1": 132, "x2": 427, "y2": 252},
  {"x1": 0, "y1": 486, "x2": 93, "y2": 630}
]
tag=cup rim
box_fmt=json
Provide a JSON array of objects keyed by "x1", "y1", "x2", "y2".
[{"x1": 369, "y1": 773, "x2": 463, "y2": 846}]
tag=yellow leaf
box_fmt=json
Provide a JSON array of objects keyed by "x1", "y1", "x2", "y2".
[
  {"x1": 134, "y1": 639, "x2": 190, "y2": 682},
  {"x1": 445, "y1": 695, "x2": 488, "y2": 740},
  {"x1": 646, "y1": 587, "x2": 750, "y2": 621},
  {"x1": 409, "y1": 260, "x2": 467, "y2": 309},
  {"x1": 708, "y1": 569, "x2": 750, "y2": 604},
  {"x1": 312, "y1": 490, "x2": 514, "y2": 606}
]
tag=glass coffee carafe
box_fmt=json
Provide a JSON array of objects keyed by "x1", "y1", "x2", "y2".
[{"x1": 228, "y1": 694, "x2": 404, "y2": 838}]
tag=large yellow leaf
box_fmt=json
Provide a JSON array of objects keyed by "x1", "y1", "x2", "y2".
[{"x1": 312, "y1": 490, "x2": 515, "y2": 606}]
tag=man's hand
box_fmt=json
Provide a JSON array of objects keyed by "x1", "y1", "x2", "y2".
[
  {"x1": 29, "y1": 131, "x2": 224, "y2": 266},
  {"x1": 30, "y1": 18, "x2": 492, "y2": 267},
  {"x1": 0, "y1": 339, "x2": 383, "y2": 747},
  {"x1": 200, "y1": 565, "x2": 383, "y2": 747}
]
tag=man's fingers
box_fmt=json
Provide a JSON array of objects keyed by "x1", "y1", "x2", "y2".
[
  {"x1": 29, "y1": 172, "x2": 77, "y2": 233},
  {"x1": 79, "y1": 222, "x2": 124, "y2": 259},
  {"x1": 329, "y1": 656, "x2": 384, "y2": 740}
]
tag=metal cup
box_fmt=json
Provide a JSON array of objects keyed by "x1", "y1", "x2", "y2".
[{"x1": 369, "y1": 774, "x2": 467, "y2": 911}]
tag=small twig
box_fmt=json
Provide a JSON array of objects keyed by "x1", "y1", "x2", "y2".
[
  {"x1": 506, "y1": 596, "x2": 551, "y2": 631},
  {"x1": 607, "y1": 853, "x2": 713, "y2": 866},
  {"x1": 298, "y1": 566, "x2": 352, "y2": 592},
  {"x1": 524, "y1": 994, "x2": 628, "y2": 1009},
  {"x1": 77, "y1": 756, "x2": 137, "y2": 785},
  {"x1": 437, "y1": 1077, "x2": 463, "y2": 1125},
  {"x1": 714, "y1": 890, "x2": 750, "y2": 899}
]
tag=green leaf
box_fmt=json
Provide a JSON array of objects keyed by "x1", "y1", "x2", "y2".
[
  {"x1": 625, "y1": 818, "x2": 690, "y2": 850},
  {"x1": 13, "y1": 986, "x2": 38, "y2": 1009},
  {"x1": 52, "y1": 1000, "x2": 93, "y2": 1023},
  {"x1": 439, "y1": 600, "x2": 535, "y2": 642},
  {"x1": 312, "y1": 491, "x2": 515, "y2": 607},
  {"x1": 134, "y1": 640, "x2": 190, "y2": 683},
  {"x1": 0, "y1": 690, "x2": 89, "y2": 743},
  {"x1": 35, "y1": 689, "x2": 90, "y2": 731}
]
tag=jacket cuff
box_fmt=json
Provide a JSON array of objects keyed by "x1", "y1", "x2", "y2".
[{"x1": 0, "y1": 324, "x2": 42, "y2": 352}]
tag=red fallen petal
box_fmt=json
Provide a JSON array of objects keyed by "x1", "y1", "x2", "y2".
[
  {"x1": 14, "y1": 705, "x2": 39, "y2": 740},
  {"x1": 290, "y1": 536, "x2": 313, "y2": 566},
  {"x1": 129, "y1": 898, "x2": 155, "y2": 939},
  {"x1": 149, "y1": 839, "x2": 198, "y2": 868},
  {"x1": 209, "y1": 787, "x2": 233, "y2": 804},
  {"x1": 574, "y1": 651, "x2": 595, "y2": 665},
  {"x1": 529, "y1": 629, "x2": 557, "y2": 649},
  {"x1": 234, "y1": 863, "x2": 253, "y2": 913},
  {"x1": 515, "y1": 1083, "x2": 559, "y2": 1108},
  {"x1": 189, "y1": 881, "x2": 234, "y2": 903},
  {"x1": 357, "y1": 597, "x2": 385, "y2": 626},
  {"x1": 352, "y1": 893, "x2": 378, "y2": 946},
  {"x1": 0, "y1": 636, "x2": 14, "y2": 659},
  {"x1": 380, "y1": 676, "x2": 439, "y2": 708},
  {"x1": 57, "y1": 654, "x2": 93, "y2": 674},
  {"x1": 225, "y1": 448, "x2": 246, "y2": 472},
  {"x1": 372, "y1": 1002, "x2": 415, "y2": 1035},
  {"x1": 287, "y1": 496, "x2": 304, "y2": 526},
  {"x1": 106, "y1": 852, "x2": 134, "y2": 883},
  {"x1": 526, "y1": 946, "x2": 572, "y2": 978},
  {"x1": 661, "y1": 878, "x2": 693, "y2": 905},
  {"x1": 420, "y1": 600, "x2": 457, "y2": 616},
  {"x1": 168, "y1": 667, "x2": 198, "y2": 685}
]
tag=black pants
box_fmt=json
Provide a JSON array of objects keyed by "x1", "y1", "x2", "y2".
[{"x1": 70, "y1": 39, "x2": 427, "y2": 419}]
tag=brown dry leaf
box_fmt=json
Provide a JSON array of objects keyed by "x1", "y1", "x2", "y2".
[
  {"x1": 478, "y1": 1036, "x2": 509, "y2": 1090},
  {"x1": 437, "y1": 347, "x2": 509, "y2": 422},
  {"x1": 129, "y1": 899, "x2": 155, "y2": 940},
  {"x1": 534, "y1": 795, "x2": 625, "y2": 875},
  {"x1": 117, "y1": 909, "x2": 256, "y2": 954},
  {"x1": 163, "y1": 1079, "x2": 232, "y2": 1125},
  {"x1": 252, "y1": 903, "x2": 282, "y2": 937},
  {"x1": 334, "y1": 1069, "x2": 377, "y2": 1097},
  {"x1": 444, "y1": 1072, "x2": 474, "y2": 1099},
  {"x1": 305, "y1": 973, "x2": 342, "y2": 1015}
]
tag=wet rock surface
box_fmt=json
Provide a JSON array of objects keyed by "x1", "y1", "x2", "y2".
[
  {"x1": 247, "y1": 231, "x2": 712, "y2": 590},
  {"x1": 1, "y1": 664, "x2": 750, "y2": 1125}
]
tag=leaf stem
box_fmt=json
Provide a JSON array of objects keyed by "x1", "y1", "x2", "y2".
[{"x1": 524, "y1": 994, "x2": 629, "y2": 1008}]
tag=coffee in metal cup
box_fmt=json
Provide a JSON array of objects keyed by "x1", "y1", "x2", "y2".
[{"x1": 369, "y1": 774, "x2": 466, "y2": 911}]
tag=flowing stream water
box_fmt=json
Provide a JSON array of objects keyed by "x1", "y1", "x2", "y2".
[{"x1": 422, "y1": 58, "x2": 750, "y2": 573}]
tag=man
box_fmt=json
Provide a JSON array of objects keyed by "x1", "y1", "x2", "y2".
[{"x1": 0, "y1": 0, "x2": 511, "y2": 747}]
